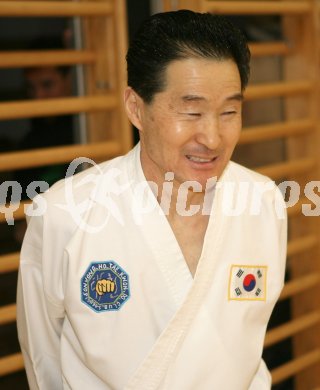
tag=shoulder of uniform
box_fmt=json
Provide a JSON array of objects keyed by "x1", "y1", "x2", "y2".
[
  {"x1": 227, "y1": 161, "x2": 274, "y2": 184},
  {"x1": 43, "y1": 155, "x2": 123, "y2": 206},
  {"x1": 226, "y1": 161, "x2": 286, "y2": 216}
]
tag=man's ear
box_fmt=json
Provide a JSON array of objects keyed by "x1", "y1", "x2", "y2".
[{"x1": 124, "y1": 87, "x2": 144, "y2": 131}]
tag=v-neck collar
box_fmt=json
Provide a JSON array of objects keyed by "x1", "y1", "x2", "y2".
[{"x1": 124, "y1": 144, "x2": 228, "y2": 308}]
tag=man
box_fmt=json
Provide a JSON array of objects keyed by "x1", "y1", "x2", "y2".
[
  {"x1": 13, "y1": 61, "x2": 74, "y2": 243},
  {"x1": 17, "y1": 10, "x2": 287, "y2": 390},
  {"x1": 16, "y1": 63, "x2": 74, "y2": 199},
  {"x1": 25, "y1": 65, "x2": 72, "y2": 100}
]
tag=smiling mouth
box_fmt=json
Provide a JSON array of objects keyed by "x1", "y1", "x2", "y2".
[{"x1": 186, "y1": 155, "x2": 218, "y2": 163}]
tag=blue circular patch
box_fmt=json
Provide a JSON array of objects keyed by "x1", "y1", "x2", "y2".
[{"x1": 81, "y1": 261, "x2": 130, "y2": 312}]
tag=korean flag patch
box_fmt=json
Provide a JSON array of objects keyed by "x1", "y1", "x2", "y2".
[{"x1": 228, "y1": 265, "x2": 267, "y2": 301}]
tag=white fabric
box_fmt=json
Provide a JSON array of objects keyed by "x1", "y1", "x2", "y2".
[{"x1": 17, "y1": 144, "x2": 287, "y2": 390}]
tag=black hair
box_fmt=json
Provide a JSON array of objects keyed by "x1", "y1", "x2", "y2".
[{"x1": 126, "y1": 10, "x2": 250, "y2": 103}]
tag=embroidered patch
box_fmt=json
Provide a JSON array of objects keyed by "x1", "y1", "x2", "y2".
[
  {"x1": 81, "y1": 261, "x2": 130, "y2": 312},
  {"x1": 228, "y1": 265, "x2": 267, "y2": 301}
]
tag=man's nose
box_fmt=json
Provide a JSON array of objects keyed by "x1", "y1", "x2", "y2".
[{"x1": 194, "y1": 116, "x2": 221, "y2": 150}]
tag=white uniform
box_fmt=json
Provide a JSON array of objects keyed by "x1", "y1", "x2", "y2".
[{"x1": 17, "y1": 144, "x2": 287, "y2": 390}]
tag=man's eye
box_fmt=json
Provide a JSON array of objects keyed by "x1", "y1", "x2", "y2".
[
  {"x1": 221, "y1": 111, "x2": 236, "y2": 116},
  {"x1": 188, "y1": 113, "x2": 201, "y2": 117}
]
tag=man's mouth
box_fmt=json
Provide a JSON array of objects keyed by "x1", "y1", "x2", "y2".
[{"x1": 186, "y1": 155, "x2": 217, "y2": 163}]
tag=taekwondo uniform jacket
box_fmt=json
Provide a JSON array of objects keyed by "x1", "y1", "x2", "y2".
[{"x1": 17, "y1": 144, "x2": 287, "y2": 390}]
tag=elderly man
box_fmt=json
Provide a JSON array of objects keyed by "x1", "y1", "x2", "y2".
[{"x1": 17, "y1": 10, "x2": 286, "y2": 390}]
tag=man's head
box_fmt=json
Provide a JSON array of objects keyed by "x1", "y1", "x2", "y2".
[
  {"x1": 24, "y1": 37, "x2": 72, "y2": 100},
  {"x1": 125, "y1": 10, "x2": 250, "y2": 189},
  {"x1": 126, "y1": 10, "x2": 250, "y2": 104},
  {"x1": 24, "y1": 66, "x2": 71, "y2": 100}
]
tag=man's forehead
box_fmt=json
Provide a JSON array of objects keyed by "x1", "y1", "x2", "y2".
[{"x1": 164, "y1": 58, "x2": 240, "y2": 87}]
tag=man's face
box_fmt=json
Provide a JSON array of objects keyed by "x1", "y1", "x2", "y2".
[
  {"x1": 127, "y1": 58, "x2": 243, "y2": 189},
  {"x1": 25, "y1": 67, "x2": 71, "y2": 100}
]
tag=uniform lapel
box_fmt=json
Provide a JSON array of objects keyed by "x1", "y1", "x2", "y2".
[
  {"x1": 127, "y1": 145, "x2": 193, "y2": 308},
  {"x1": 125, "y1": 151, "x2": 230, "y2": 389}
]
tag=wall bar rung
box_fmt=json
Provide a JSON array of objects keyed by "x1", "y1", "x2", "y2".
[
  {"x1": 271, "y1": 349, "x2": 320, "y2": 385},
  {"x1": 0, "y1": 1, "x2": 113, "y2": 17},
  {"x1": 0, "y1": 50, "x2": 97, "y2": 68},
  {"x1": 256, "y1": 157, "x2": 316, "y2": 180},
  {"x1": 0, "y1": 252, "x2": 19, "y2": 274},
  {"x1": 280, "y1": 273, "x2": 320, "y2": 301},
  {"x1": 239, "y1": 119, "x2": 314, "y2": 144},
  {"x1": 0, "y1": 141, "x2": 122, "y2": 171},
  {"x1": 249, "y1": 42, "x2": 291, "y2": 57},
  {"x1": 0, "y1": 95, "x2": 118, "y2": 120},
  {"x1": 204, "y1": 1, "x2": 311, "y2": 15},
  {"x1": 0, "y1": 303, "x2": 16, "y2": 326},
  {"x1": 245, "y1": 81, "x2": 313, "y2": 100},
  {"x1": 287, "y1": 235, "x2": 318, "y2": 257},
  {"x1": 0, "y1": 353, "x2": 24, "y2": 376},
  {"x1": 265, "y1": 311, "x2": 320, "y2": 348}
]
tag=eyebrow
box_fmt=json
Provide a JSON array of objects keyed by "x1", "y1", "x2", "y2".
[
  {"x1": 181, "y1": 95, "x2": 206, "y2": 102},
  {"x1": 226, "y1": 93, "x2": 243, "y2": 102},
  {"x1": 181, "y1": 92, "x2": 243, "y2": 103}
]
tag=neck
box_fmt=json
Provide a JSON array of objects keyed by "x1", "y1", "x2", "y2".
[
  {"x1": 139, "y1": 148, "x2": 216, "y2": 218},
  {"x1": 160, "y1": 181, "x2": 215, "y2": 219}
]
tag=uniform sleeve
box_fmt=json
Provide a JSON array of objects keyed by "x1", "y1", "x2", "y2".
[
  {"x1": 248, "y1": 359, "x2": 271, "y2": 389},
  {"x1": 16, "y1": 214, "x2": 64, "y2": 390}
]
